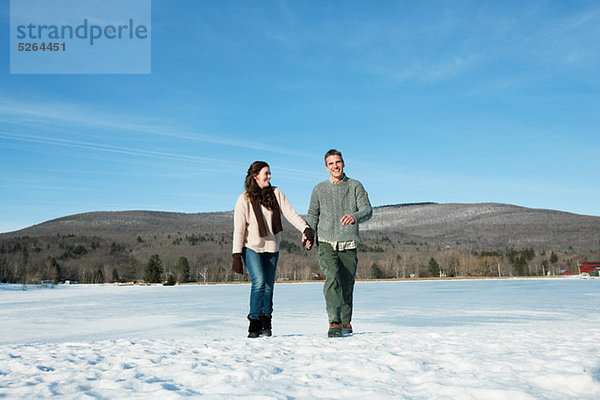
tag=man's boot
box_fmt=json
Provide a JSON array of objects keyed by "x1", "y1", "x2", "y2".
[
  {"x1": 328, "y1": 322, "x2": 343, "y2": 338},
  {"x1": 341, "y1": 323, "x2": 353, "y2": 335}
]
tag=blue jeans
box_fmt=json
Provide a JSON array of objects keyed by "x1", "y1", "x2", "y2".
[{"x1": 242, "y1": 247, "x2": 279, "y2": 320}]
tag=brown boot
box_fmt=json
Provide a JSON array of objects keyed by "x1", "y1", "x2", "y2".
[
  {"x1": 327, "y1": 322, "x2": 342, "y2": 338},
  {"x1": 342, "y1": 323, "x2": 353, "y2": 335}
]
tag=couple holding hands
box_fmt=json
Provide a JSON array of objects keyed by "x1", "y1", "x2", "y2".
[{"x1": 232, "y1": 149, "x2": 372, "y2": 338}]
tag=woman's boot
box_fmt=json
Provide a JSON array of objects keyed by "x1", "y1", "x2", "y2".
[
  {"x1": 260, "y1": 315, "x2": 272, "y2": 337},
  {"x1": 248, "y1": 317, "x2": 262, "y2": 338}
]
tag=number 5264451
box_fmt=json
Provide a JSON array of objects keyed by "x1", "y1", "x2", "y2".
[{"x1": 18, "y1": 42, "x2": 66, "y2": 52}]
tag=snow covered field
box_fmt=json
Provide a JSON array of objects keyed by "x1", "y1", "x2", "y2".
[{"x1": 1, "y1": 278, "x2": 599, "y2": 399}]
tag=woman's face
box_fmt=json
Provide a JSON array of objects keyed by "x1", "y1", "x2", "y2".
[{"x1": 254, "y1": 166, "x2": 271, "y2": 189}]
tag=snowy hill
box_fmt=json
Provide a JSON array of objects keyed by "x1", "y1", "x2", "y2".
[{"x1": 361, "y1": 202, "x2": 600, "y2": 249}]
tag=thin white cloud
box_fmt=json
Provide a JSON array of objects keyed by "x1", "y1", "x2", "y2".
[
  {"x1": 0, "y1": 131, "x2": 241, "y2": 165},
  {"x1": 0, "y1": 99, "x2": 319, "y2": 159},
  {"x1": 372, "y1": 55, "x2": 481, "y2": 85},
  {"x1": 0, "y1": 131, "x2": 323, "y2": 181}
]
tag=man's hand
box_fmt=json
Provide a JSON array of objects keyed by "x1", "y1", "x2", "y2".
[
  {"x1": 302, "y1": 232, "x2": 312, "y2": 250},
  {"x1": 341, "y1": 214, "x2": 356, "y2": 226}
]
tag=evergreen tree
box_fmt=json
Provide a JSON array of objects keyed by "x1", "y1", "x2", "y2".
[
  {"x1": 550, "y1": 251, "x2": 559, "y2": 263},
  {"x1": 370, "y1": 263, "x2": 382, "y2": 279},
  {"x1": 112, "y1": 268, "x2": 120, "y2": 283},
  {"x1": 144, "y1": 254, "x2": 163, "y2": 283},
  {"x1": 125, "y1": 257, "x2": 138, "y2": 282},
  {"x1": 428, "y1": 257, "x2": 440, "y2": 277},
  {"x1": 46, "y1": 256, "x2": 62, "y2": 284},
  {"x1": 522, "y1": 248, "x2": 535, "y2": 260},
  {"x1": 175, "y1": 256, "x2": 191, "y2": 283},
  {"x1": 513, "y1": 255, "x2": 528, "y2": 276}
]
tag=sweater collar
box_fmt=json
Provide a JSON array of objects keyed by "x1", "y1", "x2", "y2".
[{"x1": 329, "y1": 174, "x2": 348, "y2": 184}]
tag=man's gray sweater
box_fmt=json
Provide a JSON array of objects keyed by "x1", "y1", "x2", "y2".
[{"x1": 306, "y1": 176, "x2": 372, "y2": 243}]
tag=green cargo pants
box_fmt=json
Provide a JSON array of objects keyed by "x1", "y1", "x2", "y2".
[{"x1": 317, "y1": 241, "x2": 358, "y2": 324}]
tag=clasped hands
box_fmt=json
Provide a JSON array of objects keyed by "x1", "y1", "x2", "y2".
[{"x1": 302, "y1": 227, "x2": 314, "y2": 250}]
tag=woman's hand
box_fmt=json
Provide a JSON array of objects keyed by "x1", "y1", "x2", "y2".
[{"x1": 232, "y1": 253, "x2": 243, "y2": 274}]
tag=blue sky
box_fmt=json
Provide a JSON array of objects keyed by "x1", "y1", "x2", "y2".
[{"x1": 1, "y1": 0, "x2": 599, "y2": 233}]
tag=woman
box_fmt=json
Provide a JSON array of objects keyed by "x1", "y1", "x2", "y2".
[{"x1": 232, "y1": 161, "x2": 313, "y2": 338}]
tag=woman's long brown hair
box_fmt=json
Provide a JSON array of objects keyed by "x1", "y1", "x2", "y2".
[{"x1": 244, "y1": 161, "x2": 278, "y2": 210}]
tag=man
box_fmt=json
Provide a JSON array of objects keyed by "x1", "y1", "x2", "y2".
[{"x1": 306, "y1": 149, "x2": 372, "y2": 337}]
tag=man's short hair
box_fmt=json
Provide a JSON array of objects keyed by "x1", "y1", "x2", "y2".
[{"x1": 324, "y1": 149, "x2": 343, "y2": 165}]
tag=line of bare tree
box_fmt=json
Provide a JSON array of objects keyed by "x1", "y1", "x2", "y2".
[{"x1": 2, "y1": 231, "x2": 598, "y2": 284}]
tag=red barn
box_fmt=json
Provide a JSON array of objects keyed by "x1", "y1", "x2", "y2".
[{"x1": 579, "y1": 262, "x2": 600, "y2": 276}]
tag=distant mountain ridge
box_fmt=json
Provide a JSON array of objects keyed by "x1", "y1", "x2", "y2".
[
  {"x1": 361, "y1": 203, "x2": 600, "y2": 250},
  {"x1": 3, "y1": 202, "x2": 599, "y2": 251},
  {"x1": 6, "y1": 210, "x2": 234, "y2": 237}
]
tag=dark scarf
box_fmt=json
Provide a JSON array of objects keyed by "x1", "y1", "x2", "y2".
[{"x1": 251, "y1": 187, "x2": 282, "y2": 237}]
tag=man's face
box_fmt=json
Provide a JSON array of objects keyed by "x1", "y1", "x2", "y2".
[{"x1": 325, "y1": 154, "x2": 345, "y2": 181}]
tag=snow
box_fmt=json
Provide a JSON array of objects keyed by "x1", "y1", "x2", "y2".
[{"x1": 1, "y1": 278, "x2": 599, "y2": 399}]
